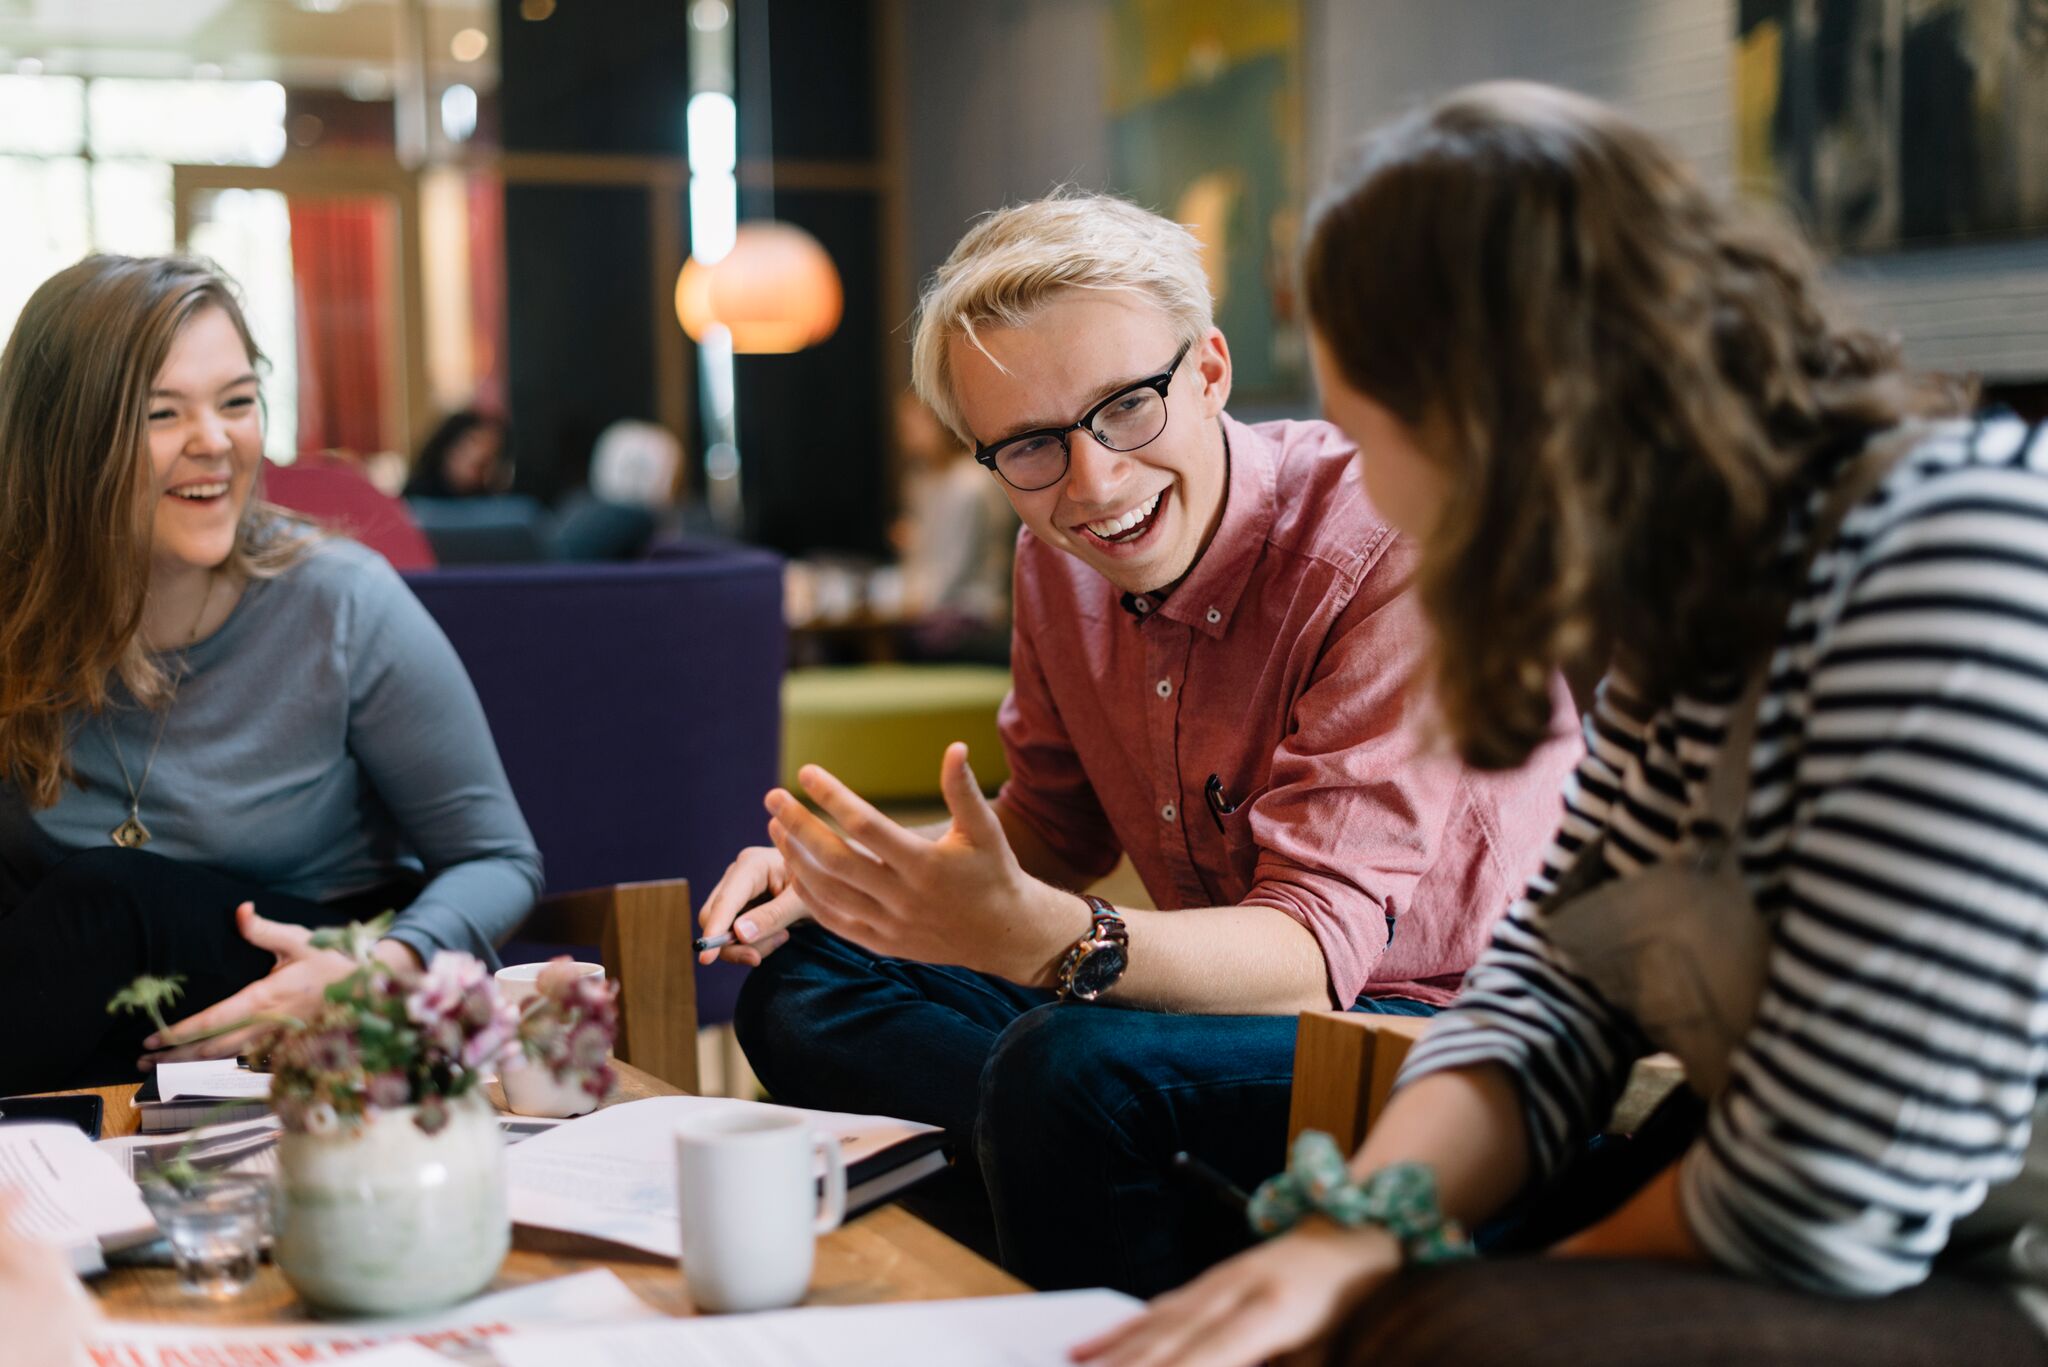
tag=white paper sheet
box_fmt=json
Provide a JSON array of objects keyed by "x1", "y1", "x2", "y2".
[
  {"x1": 505, "y1": 1097, "x2": 940, "y2": 1258},
  {"x1": 155, "y1": 1058, "x2": 274, "y2": 1101},
  {"x1": 85, "y1": 1268, "x2": 660, "y2": 1365},
  {"x1": 492, "y1": 1289, "x2": 1143, "y2": 1367},
  {"x1": 0, "y1": 1123, "x2": 156, "y2": 1271}
]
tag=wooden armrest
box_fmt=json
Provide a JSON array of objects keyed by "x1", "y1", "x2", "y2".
[
  {"x1": 1286, "y1": 1011, "x2": 1430, "y2": 1151},
  {"x1": 1286, "y1": 1009, "x2": 1688, "y2": 1151},
  {"x1": 525, "y1": 879, "x2": 699, "y2": 1094}
]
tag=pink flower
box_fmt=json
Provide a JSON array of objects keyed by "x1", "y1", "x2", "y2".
[
  {"x1": 366, "y1": 1071, "x2": 411, "y2": 1109},
  {"x1": 536, "y1": 957, "x2": 586, "y2": 999},
  {"x1": 568, "y1": 1020, "x2": 611, "y2": 1070},
  {"x1": 460, "y1": 986, "x2": 499, "y2": 1030},
  {"x1": 427, "y1": 1016, "x2": 465, "y2": 1058},
  {"x1": 309, "y1": 1031, "x2": 357, "y2": 1075},
  {"x1": 461, "y1": 995, "x2": 523, "y2": 1073},
  {"x1": 406, "y1": 952, "x2": 491, "y2": 1029}
]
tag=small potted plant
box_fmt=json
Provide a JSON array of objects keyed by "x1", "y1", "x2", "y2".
[
  {"x1": 254, "y1": 915, "x2": 521, "y2": 1316},
  {"x1": 501, "y1": 958, "x2": 621, "y2": 1119}
]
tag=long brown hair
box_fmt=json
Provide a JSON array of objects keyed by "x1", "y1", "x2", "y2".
[
  {"x1": 0, "y1": 255, "x2": 315, "y2": 809},
  {"x1": 1304, "y1": 82, "x2": 1966, "y2": 771}
]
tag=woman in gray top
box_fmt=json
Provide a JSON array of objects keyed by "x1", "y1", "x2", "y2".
[{"x1": 0, "y1": 255, "x2": 541, "y2": 1092}]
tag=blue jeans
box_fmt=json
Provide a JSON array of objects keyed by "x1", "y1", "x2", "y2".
[{"x1": 732, "y1": 923, "x2": 1434, "y2": 1295}]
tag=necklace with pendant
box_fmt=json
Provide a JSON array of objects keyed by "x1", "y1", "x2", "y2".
[{"x1": 106, "y1": 573, "x2": 219, "y2": 849}]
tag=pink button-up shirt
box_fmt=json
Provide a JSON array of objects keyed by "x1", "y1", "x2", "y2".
[{"x1": 997, "y1": 416, "x2": 1582, "y2": 1006}]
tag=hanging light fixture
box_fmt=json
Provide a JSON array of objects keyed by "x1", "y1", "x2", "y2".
[
  {"x1": 673, "y1": 0, "x2": 842, "y2": 358},
  {"x1": 675, "y1": 221, "x2": 842, "y2": 354}
]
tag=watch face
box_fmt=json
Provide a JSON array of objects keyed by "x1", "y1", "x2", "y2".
[{"x1": 1071, "y1": 943, "x2": 1128, "y2": 999}]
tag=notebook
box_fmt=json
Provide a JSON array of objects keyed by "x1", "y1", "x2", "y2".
[{"x1": 133, "y1": 1060, "x2": 273, "y2": 1134}]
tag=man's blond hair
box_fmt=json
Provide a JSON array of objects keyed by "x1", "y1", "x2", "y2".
[{"x1": 910, "y1": 191, "x2": 1213, "y2": 445}]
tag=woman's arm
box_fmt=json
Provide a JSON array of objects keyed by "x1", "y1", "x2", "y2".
[
  {"x1": 142, "y1": 560, "x2": 543, "y2": 1063},
  {"x1": 1073, "y1": 1064, "x2": 1530, "y2": 1367},
  {"x1": 342, "y1": 563, "x2": 543, "y2": 965}
]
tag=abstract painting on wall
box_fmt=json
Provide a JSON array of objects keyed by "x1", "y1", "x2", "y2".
[
  {"x1": 1737, "y1": 0, "x2": 2048, "y2": 252},
  {"x1": 1106, "y1": 0, "x2": 1305, "y2": 401}
]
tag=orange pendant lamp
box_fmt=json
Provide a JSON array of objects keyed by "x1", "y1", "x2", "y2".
[{"x1": 675, "y1": 222, "x2": 843, "y2": 355}]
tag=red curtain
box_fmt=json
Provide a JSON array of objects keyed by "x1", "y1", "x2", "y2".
[
  {"x1": 290, "y1": 197, "x2": 394, "y2": 459},
  {"x1": 467, "y1": 174, "x2": 508, "y2": 415}
]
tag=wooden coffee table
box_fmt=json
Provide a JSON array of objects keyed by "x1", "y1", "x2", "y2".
[{"x1": 69, "y1": 1060, "x2": 1022, "y2": 1323}]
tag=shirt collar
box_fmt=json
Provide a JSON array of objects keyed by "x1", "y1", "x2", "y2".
[
  {"x1": 1119, "y1": 582, "x2": 1171, "y2": 619},
  {"x1": 1139, "y1": 414, "x2": 1273, "y2": 640}
]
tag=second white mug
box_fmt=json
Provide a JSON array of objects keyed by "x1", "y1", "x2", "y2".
[{"x1": 674, "y1": 1109, "x2": 847, "y2": 1313}]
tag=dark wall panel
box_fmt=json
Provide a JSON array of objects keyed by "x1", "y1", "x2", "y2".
[
  {"x1": 737, "y1": 0, "x2": 877, "y2": 164},
  {"x1": 736, "y1": 188, "x2": 886, "y2": 557},
  {"x1": 498, "y1": 0, "x2": 694, "y2": 500},
  {"x1": 498, "y1": 0, "x2": 691, "y2": 156},
  {"x1": 503, "y1": 184, "x2": 655, "y2": 500}
]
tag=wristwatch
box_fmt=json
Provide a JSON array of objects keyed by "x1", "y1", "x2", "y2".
[{"x1": 1056, "y1": 895, "x2": 1130, "y2": 1002}]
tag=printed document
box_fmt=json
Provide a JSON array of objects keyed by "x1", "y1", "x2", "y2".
[
  {"x1": 0, "y1": 1123, "x2": 155, "y2": 1275},
  {"x1": 506, "y1": 1096, "x2": 938, "y2": 1258},
  {"x1": 492, "y1": 1288, "x2": 1143, "y2": 1367}
]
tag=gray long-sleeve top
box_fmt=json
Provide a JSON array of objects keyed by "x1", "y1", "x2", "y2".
[{"x1": 6, "y1": 537, "x2": 542, "y2": 966}]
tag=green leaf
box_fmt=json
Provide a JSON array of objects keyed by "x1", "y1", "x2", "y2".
[
  {"x1": 307, "y1": 912, "x2": 398, "y2": 964},
  {"x1": 106, "y1": 974, "x2": 186, "y2": 1018}
]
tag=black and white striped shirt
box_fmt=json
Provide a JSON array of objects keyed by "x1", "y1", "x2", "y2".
[{"x1": 1402, "y1": 416, "x2": 2048, "y2": 1296}]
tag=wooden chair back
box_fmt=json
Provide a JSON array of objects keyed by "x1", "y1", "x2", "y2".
[{"x1": 521, "y1": 879, "x2": 699, "y2": 1094}]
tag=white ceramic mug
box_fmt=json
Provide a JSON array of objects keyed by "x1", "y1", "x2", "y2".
[
  {"x1": 493, "y1": 959, "x2": 604, "y2": 1007},
  {"x1": 493, "y1": 961, "x2": 608, "y2": 1118},
  {"x1": 675, "y1": 1110, "x2": 847, "y2": 1313}
]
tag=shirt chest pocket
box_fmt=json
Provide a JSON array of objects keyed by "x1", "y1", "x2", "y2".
[{"x1": 1189, "y1": 772, "x2": 1268, "y2": 904}]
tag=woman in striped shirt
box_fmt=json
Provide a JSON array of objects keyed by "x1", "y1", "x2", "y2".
[{"x1": 1079, "y1": 82, "x2": 2048, "y2": 1366}]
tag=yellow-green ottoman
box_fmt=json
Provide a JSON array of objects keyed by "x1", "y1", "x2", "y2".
[{"x1": 781, "y1": 664, "x2": 1013, "y2": 800}]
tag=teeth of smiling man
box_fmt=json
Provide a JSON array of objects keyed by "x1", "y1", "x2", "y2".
[
  {"x1": 172, "y1": 482, "x2": 229, "y2": 500},
  {"x1": 1085, "y1": 490, "x2": 1162, "y2": 540}
]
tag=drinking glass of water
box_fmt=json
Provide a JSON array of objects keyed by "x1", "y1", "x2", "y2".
[{"x1": 142, "y1": 1176, "x2": 270, "y2": 1299}]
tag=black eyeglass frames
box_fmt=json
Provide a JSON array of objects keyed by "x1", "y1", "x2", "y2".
[{"x1": 972, "y1": 340, "x2": 1193, "y2": 492}]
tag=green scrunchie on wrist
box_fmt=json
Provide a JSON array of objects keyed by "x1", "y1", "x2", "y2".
[{"x1": 1246, "y1": 1130, "x2": 1476, "y2": 1266}]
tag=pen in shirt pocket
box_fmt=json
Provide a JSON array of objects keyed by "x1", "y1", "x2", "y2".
[{"x1": 1203, "y1": 773, "x2": 1242, "y2": 834}]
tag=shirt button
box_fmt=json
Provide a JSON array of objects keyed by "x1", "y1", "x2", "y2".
[
  {"x1": 1135, "y1": 597, "x2": 1151, "y2": 613},
  {"x1": 1161, "y1": 803, "x2": 1177, "y2": 821},
  {"x1": 1206, "y1": 607, "x2": 1221, "y2": 624},
  {"x1": 1155, "y1": 679, "x2": 1171, "y2": 699}
]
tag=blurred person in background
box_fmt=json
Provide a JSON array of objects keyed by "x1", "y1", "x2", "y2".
[
  {"x1": 403, "y1": 408, "x2": 512, "y2": 499},
  {"x1": 551, "y1": 418, "x2": 687, "y2": 562},
  {"x1": 891, "y1": 391, "x2": 1015, "y2": 663}
]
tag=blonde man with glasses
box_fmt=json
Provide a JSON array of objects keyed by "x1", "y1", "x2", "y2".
[{"x1": 697, "y1": 192, "x2": 1580, "y2": 1294}]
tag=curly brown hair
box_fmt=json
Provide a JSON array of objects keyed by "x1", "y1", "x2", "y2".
[
  {"x1": 1304, "y1": 82, "x2": 1967, "y2": 771},
  {"x1": 0, "y1": 255, "x2": 316, "y2": 809}
]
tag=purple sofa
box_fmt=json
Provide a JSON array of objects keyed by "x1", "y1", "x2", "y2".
[{"x1": 405, "y1": 544, "x2": 782, "y2": 1026}]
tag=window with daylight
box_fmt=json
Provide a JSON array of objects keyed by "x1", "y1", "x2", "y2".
[{"x1": 0, "y1": 75, "x2": 290, "y2": 451}]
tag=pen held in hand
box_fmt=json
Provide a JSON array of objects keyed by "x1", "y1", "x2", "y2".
[{"x1": 696, "y1": 891, "x2": 776, "y2": 954}]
